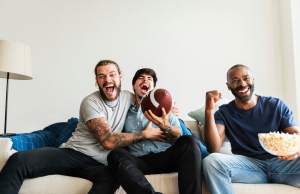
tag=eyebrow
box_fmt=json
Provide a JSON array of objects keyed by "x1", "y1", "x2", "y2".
[
  {"x1": 139, "y1": 74, "x2": 153, "y2": 78},
  {"x1": 230, "y1": 74, "x2": 251, "y2": 80},
  {"x1": 97, "y1": 70, "x2": 118, "y2": 76}
]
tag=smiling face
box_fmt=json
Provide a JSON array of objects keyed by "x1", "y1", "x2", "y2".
[
  {"x1": 96, "y1": 63, "x2": 122, "y2": 101},
  {"x1": 226, "y1": 66, "x2": 254, "y2": 102},
  {"x1": 133, "y1": 73, "x2": 155, "y2": 101}
]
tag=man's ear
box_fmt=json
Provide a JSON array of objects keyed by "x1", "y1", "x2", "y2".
[
  {"x1": 226, "y1": 82, "x2": 230, "y2": 90},
  {"x1": 95, "y1": 75, "x2": 99, "y2": 84},
  {"x1": 95, "y1": 77, "x2": 99, "y2": 87}
]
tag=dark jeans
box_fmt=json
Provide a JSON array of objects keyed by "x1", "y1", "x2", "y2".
[
  {"x1": 108, "y1": 136, "x2": 202, "y2": 194},
  {"x1": 0, "y1": 147, "x2": 118, "y2": 194}
]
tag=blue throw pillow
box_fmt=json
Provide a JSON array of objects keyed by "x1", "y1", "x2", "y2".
[{"x1": 10, "y1": 118, "x2": 78, "y2": 151}]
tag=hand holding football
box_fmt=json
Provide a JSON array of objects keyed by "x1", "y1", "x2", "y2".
[{"x1": 141, "y1": 88, "x2": 173, "y2": 117}]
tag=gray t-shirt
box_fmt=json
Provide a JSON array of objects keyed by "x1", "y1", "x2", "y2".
[{"x1": 61, "y1": 90, "x2": 133, "y2": 165}]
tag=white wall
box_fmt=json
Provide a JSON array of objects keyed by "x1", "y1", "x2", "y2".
[
  {"x1": 0, "y1": 0, "x2": 292, "y2": 133},
  {"x1": 290, "y1": 0, "x2": 300, "y2": 121},
  {"x1": 279, "y1": 0, "x2": 300, "y2": 121}
]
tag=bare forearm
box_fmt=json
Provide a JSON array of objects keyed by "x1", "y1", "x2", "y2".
[
  {"x1": 86, "y1": 118, "x2": 145, "y2": 150},
  {"x1": 205, "y1": 110, "x2": 222, "y2": 152},
  {"x1": 102, "y1": 132, "x2": 145, "y2": 149}
]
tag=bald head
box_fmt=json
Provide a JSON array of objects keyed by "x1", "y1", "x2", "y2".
[
  {"x1": 226, "y1": 64, "x2": 255, "y2": 102},
  {"x1": 227, "y1": 64, "x2": 250, "y2": 81}
]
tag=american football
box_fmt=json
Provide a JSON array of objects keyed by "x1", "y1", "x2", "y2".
[{"x1": 141, "y1": 88, "x2": 173, "y2": 117}]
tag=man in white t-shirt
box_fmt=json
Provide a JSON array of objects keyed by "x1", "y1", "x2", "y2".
[{"x1": 0, "y1": 60, "x2": 162, "y2": 194}]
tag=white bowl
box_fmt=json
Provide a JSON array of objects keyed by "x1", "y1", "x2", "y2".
[{"x1": 258, "y1": 132, "x2": 300, "y2": 156}]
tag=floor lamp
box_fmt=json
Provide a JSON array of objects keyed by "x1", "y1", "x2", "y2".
[{"x1": 0, "y1": 40, "x2": 32, "y2": 137}]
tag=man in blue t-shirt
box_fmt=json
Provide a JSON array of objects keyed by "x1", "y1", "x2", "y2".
[
  {"x1": 108, "y1": 68, "x2": 203, "y2": 194},
  {"x1": 203, "y1": 64, "x2": 300, "y2": 194}
]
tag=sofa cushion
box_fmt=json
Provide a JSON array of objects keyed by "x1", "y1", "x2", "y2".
[
  {"x1": 16, "y1": 173, "x2": 300, "y2": 194},
  {"x1": 19, "y1": 175, "x2": 92, "y2": 194},
  {"x1": 10, "y1": 118, "x2": 78, "y2": 151}
]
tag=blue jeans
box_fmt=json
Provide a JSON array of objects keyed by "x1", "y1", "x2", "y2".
[{"x1": 203, "y1": 153, "x2": 300, "y2": 194}]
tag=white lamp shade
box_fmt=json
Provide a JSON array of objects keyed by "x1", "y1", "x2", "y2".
[{"x1": 0, "y1": 40, "x2": 32, "y2": 80}]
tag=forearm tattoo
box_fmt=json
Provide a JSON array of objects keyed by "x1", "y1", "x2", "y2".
[
  {"x1": 86, "y1": 118, "x2": 144, "y2": 149},
  {"x1": 86, "y1": 118, "x2": 112, "y2": 141},
  {"x1": 110, "y1": 132, "x2": 144, "y2": 148}
]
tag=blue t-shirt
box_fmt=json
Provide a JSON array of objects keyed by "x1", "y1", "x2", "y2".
[{"x1": 215, "y1": 96, "x2": 297, "y2": 159}]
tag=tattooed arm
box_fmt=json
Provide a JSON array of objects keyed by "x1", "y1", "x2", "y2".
[{"x1": 86, "y1": 117, "x2": 162, "y2": 150}]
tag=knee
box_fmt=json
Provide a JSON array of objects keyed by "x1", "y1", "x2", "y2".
[
  {"x1": 7, "y1": 152, "x2": 27, "y2": 166},
  {"x1": 176, "y1": 136, "x2": 200, "y2": 152},
  {"x1": 107, "y1": 148, "x2": 131, "y2": 168},
  {"x1": 108, "y1": 148, "x2": 128, "y2": 161},
  {"x1": 107, "y1": 148, "x2": 139, "y2": 175},
  {"x1": 203, "y1": 153, "x2": 225, "y2": 175},
  {"x1": 2, "y1": 151, "x2": 31, "y2": 174},
  {"x1": 176, "y1": 135, "x2": 195, "y2": 147}
]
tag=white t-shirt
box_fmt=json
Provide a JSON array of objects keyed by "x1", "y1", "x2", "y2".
[{"x1": 61, "y1": 90, "x2": 133, "y2": 165}]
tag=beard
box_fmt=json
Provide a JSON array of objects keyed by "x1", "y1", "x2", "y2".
[
  {"x1": 98, "y1": 83, "x2": 121, "y2": 101},
  {"x1": 230, "y1": 84, "x2": 254, "y2": 102}
]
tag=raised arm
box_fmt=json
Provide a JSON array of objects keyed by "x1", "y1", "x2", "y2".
[
  {"x1": 86, "y1": 117, "x2": 145, "y2": 150},
  {"x1": 204, "y1": 90, "x2": 226, "y2": 152}
]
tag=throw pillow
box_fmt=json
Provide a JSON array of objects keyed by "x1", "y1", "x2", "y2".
[
  {"x1": 188, "y1": 98, "x2": 231, "y2": 124},
  {"x1": 188, "y1": 107, "x2": 205, "y2": 124},
  {"x1": 10, "y1": 118, "x2": 78, "y2": 151}
]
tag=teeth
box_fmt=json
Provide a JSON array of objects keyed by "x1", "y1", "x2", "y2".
[{"x1": 239, "y1": 87, "x2": 248, "y2": 93}]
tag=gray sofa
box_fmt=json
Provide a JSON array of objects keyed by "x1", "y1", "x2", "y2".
[{"x1": 0, "y1": 120, "x2": 299, "y2": 194}]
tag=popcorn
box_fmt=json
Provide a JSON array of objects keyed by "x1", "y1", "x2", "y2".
[{"x1": 258, "y1": 132, "x2": 300, "y2": 156}]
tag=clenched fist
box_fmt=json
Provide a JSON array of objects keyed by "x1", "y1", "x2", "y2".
[{"x1": 206, "y1": 90, "x2": 222, "y2": 112}]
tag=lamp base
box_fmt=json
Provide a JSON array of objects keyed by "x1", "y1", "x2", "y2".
[{"x1": 0, "y1": 133, "x2": 16, "y2": 137}]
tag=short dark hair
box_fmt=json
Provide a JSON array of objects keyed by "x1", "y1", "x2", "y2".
[
  {"x1": 94, "y1": 60, "x2": 121, "y2": 76},
  {"x1": 132, "y1": 68, "x2": 157, "y2": 87},
  {"x1": 227, "y1": 64, "x2": 250, "y2": 81}
]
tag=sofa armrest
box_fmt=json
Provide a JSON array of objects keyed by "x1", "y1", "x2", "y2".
[{"x1": 0, "y1": 138, "x2": 15, "y2": 171}]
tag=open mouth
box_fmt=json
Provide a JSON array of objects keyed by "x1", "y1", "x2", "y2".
[
  {"x1": 236, "y1": 86, "x2": 250, "y2": 95},
  {"x1": 104, "y1": 84, "x2": 115, "y2": 95},
  {"x1": 140, "y1": 85, "x2": 149, "y2": 93}
]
